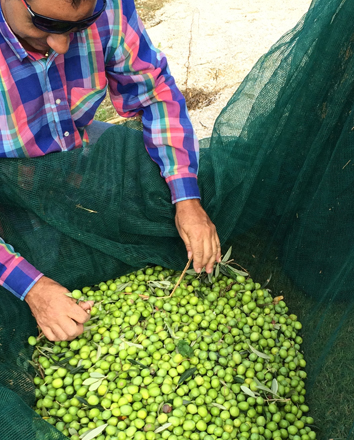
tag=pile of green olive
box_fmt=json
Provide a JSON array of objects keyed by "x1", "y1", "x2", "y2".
[{"x1": 28, "y1": 264, "x2": 316, "y2": 440}]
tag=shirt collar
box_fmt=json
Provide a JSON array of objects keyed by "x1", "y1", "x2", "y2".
[{"x1": 0, "y1": 4, "x2": 34, "y2": 62}]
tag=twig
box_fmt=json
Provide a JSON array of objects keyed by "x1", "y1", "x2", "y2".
[
  {"x1": 162, "y1": 257, "x2": 193, "y2": 298},
  {"x1": 122, "y1": 292, "x2": 149, "y2": 300},
  {"x1": 75, "y1": 204, "x2": 98, "y2": 214},
  {"x1": 342, "y1": 159, "x2": 351, "y2": 169},
  {"x1": 225, "y1": 259, "x2": 249, "y2": 275},
  {"x1": 38, "y1": 364, "x2": 45, "y2": 380}
]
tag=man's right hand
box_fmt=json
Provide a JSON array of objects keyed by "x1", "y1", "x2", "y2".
[{"x1": 25, "y1": 276, "x2": 94, "y2": 341}]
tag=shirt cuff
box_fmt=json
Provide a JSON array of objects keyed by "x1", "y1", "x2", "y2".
[
  {"x1": 0, "y1": 257, "x2": 43, "y2": 301},
  {"x1": 166, "y1": 175, "x2": 201, "y2": 204}
]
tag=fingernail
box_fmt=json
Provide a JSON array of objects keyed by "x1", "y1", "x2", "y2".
[{"x1": 188, "y1": 251, "x2": 192, "y2": 260}]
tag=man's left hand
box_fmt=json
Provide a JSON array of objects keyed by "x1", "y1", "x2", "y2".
[{"x1": 175, "y1": 199, "x2": 221, "y2": 274}]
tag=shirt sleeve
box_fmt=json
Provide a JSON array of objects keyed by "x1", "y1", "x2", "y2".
[
  {"x1": 0, "y1": 237, "x2": 43, "y2": 300},
  {"x1": 104, "y1": 0, "x2": 201, "y2": 203}
]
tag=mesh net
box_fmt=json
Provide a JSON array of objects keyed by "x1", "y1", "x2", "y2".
[{"x1": 1, "y1": 0, "x2": 354, "y2": 437}]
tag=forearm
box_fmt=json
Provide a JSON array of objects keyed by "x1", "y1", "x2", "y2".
[{"x1": 106, "y1": 0, "x2": 200, "y2": 202}]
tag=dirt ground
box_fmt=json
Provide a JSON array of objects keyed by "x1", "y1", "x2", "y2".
[{"x1": 136, "y1": 0, "x2": 312, "y2": 139}]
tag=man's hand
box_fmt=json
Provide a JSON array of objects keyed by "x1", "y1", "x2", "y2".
[
  {"x1": 175, "y1": 199, "x2": 221, "y2": 273},
  {"x1": 25, "y1": 276, "x2": 94, "y2": 341}
]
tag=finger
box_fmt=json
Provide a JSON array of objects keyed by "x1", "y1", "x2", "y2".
[
  {"x1": 190, "y1": 241, "x2": 204, "y2": 273},
  {"x1": 63, "y1": 322, "x2": 84, "y2": 341},
  {"x1": 73, "y1": 323, "x2": 84, "y2": 340},
  {"x1": 204, "y1": 237, "x2": 216, "y2": 274},
  {"x1": 51, "y1": 323, "x2": 70, "y2": 342},
  {"x1": 79, "y1": 301, "x2": 94, "y2": 314},
  {"x1": 214, "y1": 231, "x2": 222, "y2": 263},
  {"x1": 56, "y1": 318, "x2": 83, "y2": 341},
  {"x1": 177, "y1": 227, "x2": 193, "y2": 260},
  {"x1": 68, "y1": 302, "x2": 93, "y2": 324},
  {"x1": 41, "y1": 326, "x2": 57, "y2": 342}
]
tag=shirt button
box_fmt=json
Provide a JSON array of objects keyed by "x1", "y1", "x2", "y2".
[
  {"x1": 55, "y1": 99, "x2": 61, "y2": 105},
  {"x1": 64, "y1": 131, "x2": 70, "y2": 137}
]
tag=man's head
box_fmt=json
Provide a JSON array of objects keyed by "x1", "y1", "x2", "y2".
[{"x1": 0, "y1": 0, "x2": 104, "y2": 55}]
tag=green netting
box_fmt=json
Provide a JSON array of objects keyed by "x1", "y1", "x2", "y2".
[{"x1": 1, "y1": 0, "x2": 354, "y2": 437}]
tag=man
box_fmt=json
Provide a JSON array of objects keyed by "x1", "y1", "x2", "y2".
[{"x1": 0, "y1": 0, "x2": 221, "y2": 340}]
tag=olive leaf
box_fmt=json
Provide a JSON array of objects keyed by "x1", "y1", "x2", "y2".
[
  {"x1": 208, "y1": 272, "x2": 213, "y2": 283},
  {"x1": 190, "y1": 332, "x2": 201, "y2": 347},
  {"x1": 82, "y1": 376, "x2": 104, "y2": 391},
  {"x1": 154, "y1": 422, "x2": 172, "y2": 433},
  {"x1": 261, "y1": 274, "x2": 272, "y2": 289},
  {"x1": 79, "y1": 423, "x2": 108, "y2": 440},
  {"x1": 200, "y1": 272, "x2": 212, "y2": 286},
  {"x1": 90, "y1": 373, "x2": 105, "y2": 378},
  {"x1": 157, "y1": 401, "x2": 165, "y2": 416},
  {"x1": 211, "y1": 403, "x2": 227, "y2": 410},
  {"x1": 115, "y1": 282, "x2": 132, "y2": 292},
  {"x1": 148, "y1": 280, "x2": 173, "y2": 289},
  {"x1": 241, "y1": 385, "x2": 256, "y2": 398},
  {"x1": 95, "y1": 345, "x2": 102, "y2": 362},
  {"x1": 219, "y1": 265, "x2": 231, "y2": 277},
  {"x1": 285, "y1": 389, "x2": 297, "y2": 398},
  {"x1": 69, "y1": 428, "x2": 78, "y2": 436},
  {"x1": 90, "y1": 380, "x2": 104, "y2": 392},
  {"x1": 177, "y1": 340, "x2": 194, "y2": 358},
  {"x1": 186, "y1": 269, "x2": 197, "y2": 275},
  {"x1": 82, "y1": 378, "x2": 99, "y2": 386},
  {"x1": 76, "y1": 396, "x2": 103, "y2": 410},
  {"x1": 271, "y1": 379, "x2": 278, "y2": 395},
  {"x1": 253, "y1": 378, "x2": 279, "y2": 396},
  {"x1": 76, "y1": 396, "x2": 90, "y2": 406},
  {"x1": 225, "y1": 264, "x2": 249, "y2": 278},
  {"x1": 233, "y1": 376, "x2": 245, "y2": 384},
  {"x1": 127, "y1": 358, "x2": 146, "y2": 369},
  {"x1": 50, "y1": 355, "x2": 74, "y2": 367},
  {"x1": 121, "y1": 340, "x2": 143, "y2": 349},
  {"x1": 214, "y1": 264, "x2": 220, "y2": 279},
  {"x1": 195, "y1": 289, "x2": 206, "y2": 300},
  {"x1": 39, "y1": 346, "x2": 54, "y2": 353},
  {"x1": 255, "y1": 383, "x2": 273, "y2": 394},
  {"x1": 28, "y1": 360, "x2": 38, "y2": 370},
  {"x1": 222, "y1": 246, "x2": 233, "y2": 262},
  {"x1": 69, "y1": 364, "x2": 85, "y2": 374},
  {"x1": 55, "y1": 352, "x2": 67, "y2": 359},
  {"x1": 83, "y1": 325, "x2": 99, "y2": 331},
  {"x1": 177, "y1": 367, "x2": 197, "y2": 385},
  {"x1": 165, "y1": 322, "x2": 180, "y2": 340},
  {"x1": 248, "y1": 344, "x2": 270, "y2": 360}
]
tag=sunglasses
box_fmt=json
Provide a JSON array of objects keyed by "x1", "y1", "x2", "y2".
[{"x1": 20, "y1": 0, "x2": 107, "y2": 34}]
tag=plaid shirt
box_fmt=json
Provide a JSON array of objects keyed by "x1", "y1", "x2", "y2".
[{"x1": 0, "y1": 0, "x2": 200, "y2": 299}]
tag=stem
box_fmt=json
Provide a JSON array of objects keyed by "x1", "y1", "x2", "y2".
[{"x1": 162, "y1": 257, "x2": 193, "y2": 298}]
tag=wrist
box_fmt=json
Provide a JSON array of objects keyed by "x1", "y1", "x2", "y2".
[{"x1": 175, "y1": 198, "x2": 201, "y2": 212}]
